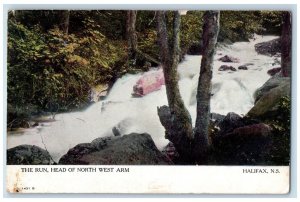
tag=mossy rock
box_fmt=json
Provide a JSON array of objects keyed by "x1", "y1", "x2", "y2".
[{"x1": 248, "y1": 76, "x2": 290, "y2": 120}]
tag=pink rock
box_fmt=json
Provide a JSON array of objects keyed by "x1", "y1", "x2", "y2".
[{"x1": 133, "y1": 69, "x2": 165, "y2": 96}]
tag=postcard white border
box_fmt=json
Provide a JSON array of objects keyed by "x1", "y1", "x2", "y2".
[
  {"x1": 1, "y1": 1, "x2": 298, "y2": 199},
  {"x1": 6, "y1": 165, "x2": 289, "y2": 194}
]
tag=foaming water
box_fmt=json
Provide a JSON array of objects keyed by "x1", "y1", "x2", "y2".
[{"x1": 7, "y1": 35, "x2": 279, "y2": 162}]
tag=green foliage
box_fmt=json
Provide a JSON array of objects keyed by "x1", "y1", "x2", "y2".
[
  {"x1": 7, "y1": 21, "x2": 47, "y2": 122},
  {"x1": 219, "y1": 11, "x2": 283, "y2": 42},
  {"x1": 259, "y1": 11, "x2": 283, "y2": 35},
  {"x1": 270, "y1": 96, "x2": 291, "y2": 132},
  {"x1": 219, "y1": 11, "x2": 262, "y2": 42},
  {"x1": 138, "y1": 11, "x2": 204, "y2": 62},
  {"x1": 7, "y1": 17, "x2": 127, "y2": 128},
  {"x1": 137, "y1": 29, "x2": 160, "y2": 62},
  {"x1": 265, "y1": 96, "x2": 291, "y2": 165},
  {"x1": 180, "y1": 11, "x2": 204, "y2": 53}
]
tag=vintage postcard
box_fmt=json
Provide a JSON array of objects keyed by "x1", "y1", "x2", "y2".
[{"x1": 5, "y1": 8, "x2": 291, "y2": 194}]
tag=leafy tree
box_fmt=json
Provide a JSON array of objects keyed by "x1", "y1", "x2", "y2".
[
  {"x1": 7, "y1": 13, "x2": 127, "y2": 128},
  {"x1": 219, "y1": 11, "x2": 261, "y2": 42}
]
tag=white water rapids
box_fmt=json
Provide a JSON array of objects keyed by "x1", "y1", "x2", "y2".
[{"x1": 7, "y1": 35, "x2": 279, "y2": 162}]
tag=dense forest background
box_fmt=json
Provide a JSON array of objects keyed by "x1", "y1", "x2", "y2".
[{"x1": 7, "y1": 10, "x2": 283, "y2": 129}]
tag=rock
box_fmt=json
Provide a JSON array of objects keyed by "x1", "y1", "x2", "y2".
[
  {"x1": 248, "y1": 76, "x2": 290, "y2": 119},
  {"x1": 211, "y1": 113, "x2": 226, "y2": 124},
  {"x1": 89, "y1": 84, "x2": 109, "y2": 102},
  {"x1": 210, "y1": 113, "x2": 226, "y2": 130},
  {"x1": 59, "y1": 143, "x2": 99, "y2": 165},
  {"x1": 59, "y1": 133, "x2": 173, "y2": 165},
  {"x1": 218, "y1": 65, "x2": 237, "y2": 71},
  {"x1": 238, "y1": 65, "x2": 248, "y2": 70},
  {"x1": 32, "y1": 122, "x2": 39, "y2": 127},
  {"x1": 112, "y1": 127, "x2": 121, "y2": 136},
  {"x1": 7, "y1": 145, "x2": 54, "y2": 165},
  {"x1": 267, "y1": 67, "x2": 281, "y2": 76},
  {"x1": 216, "y1": 112, "x2": 245, "y2": 136},
  {"x1": 132, "y1": 69, "x2": 165, "y2": 97},
  {"x1": 214, "y1": 123, "x2": 273, "y2": 165},
  {"x1": 218, "y1": 55, "x2": 240, "y2": 63},
  {"x1": 253, "y1": 76, "x2": 290, "y2": 103},
  {"x1": 254, "y1": 38, "x2": 281, "y2": 56}
]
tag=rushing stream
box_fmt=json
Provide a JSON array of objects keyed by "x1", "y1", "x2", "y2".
[{"x1": 7, "y1": 35, "x2": 279, "y2": 162}]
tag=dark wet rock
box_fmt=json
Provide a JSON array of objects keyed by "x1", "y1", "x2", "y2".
[
  {"x1": 32, "y1": 122, "x2": 39, "y2": 127},
  {"x1": 216, "y1": 112, "x2": 245, "y2": 136},
  {"x1": 7, "y1": 145, "x2": 54, "y2": 165},
  {"x1": 218, "y1": 65, "x2": 237, "y2": 71},
  {"x1": 58, "y1": 143, "x2": 99, "y2": 165},
  {"x1": 213, "y1": 123, "x2": 273, "y2": 165},
  {"x1": 238, "y1": 65, "x2": 248, "y2": 70},
  {"x1": 254, "y1": 38, "x2": 281, "y2": 56},
  {"x1": 112, "y1": 127, "x2": 121, "y2": 136},
  {"x1": 59, "y1": 133, "x2": 173, "y2": 165},
  {"x1": 238, "y1": 63, "x2": 254, "y2": 71},
  {"x1": 211, "y1": 113, "x2": 226, "y2": 125},
  {"x1": 267, "y1": 67, "x2": 281, "y2": 76},
  {"x1": 218, "y1": 55, "x2": 240, "y2": 63}
]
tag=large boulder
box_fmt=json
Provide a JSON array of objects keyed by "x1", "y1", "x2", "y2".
[
  {"x1": 59, "y1": 133, "x2": 173, "y2": 165},
  {"x1": 248, "y1": 76, "x2": 290, "y2": 119},
  {"x1": 213, "y1": 123, "x2": 273, "y2": 165},
  {"x1": 254, "y1": 76, "x2": 290, "y2": 103},
  {"x1": 254, "y1": 38, "x2": 281, "y2": 56},
  {"x1": 211, "y1": 113, "x2": 226, "y2": 125},
  {"x1": 7, "y1": 145, "x2": 53, "y2": 165},
  {"x1": 132, "y1": 69, "x2": 165, "y2": 97}
]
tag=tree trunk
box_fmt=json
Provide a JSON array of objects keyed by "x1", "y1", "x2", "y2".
[
  {"x1": 281, "y1": 11, "x2": 292, "y2": 77},
  {"x1": 157, "y1": 11, "x2": 193, "y2": 163},
  {"x1": 193, "y1": 11, "x2": 220, "y2": 162},
  {"x1": 61, "y1": 10, "x2": 70, "y2": 34},
  {"x1": 126, "y1": 10, "x2": 138, "y2": 64}
]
